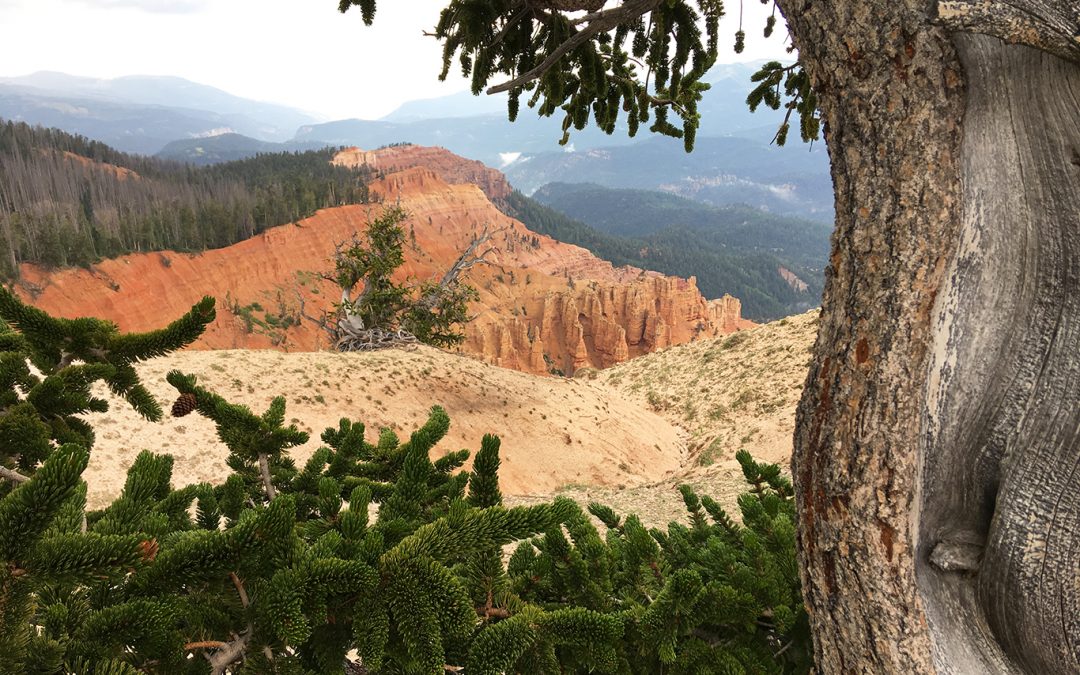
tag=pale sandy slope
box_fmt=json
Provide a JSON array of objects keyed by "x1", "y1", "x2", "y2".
[
  {"x1": 512, "y1": 310, "x2": 818, "y2": 526},
  {"x1": 82, "y1": 346, "x2": 686, "y2": 510},
  {"x1": 82, "y1": 313, "x2": 818, "y2": 527}
]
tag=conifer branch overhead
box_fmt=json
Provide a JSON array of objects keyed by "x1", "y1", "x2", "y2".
[{"x1": 484, "y1": 0, "x2": 665, "y2": 95}]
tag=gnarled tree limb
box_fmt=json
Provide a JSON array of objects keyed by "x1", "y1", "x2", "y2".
[
  {"x1": 937, "y1": 0, "x2": 1080, "y2": 64},
  {"x1": 258, "y1": 453, "x2": 276, "y2": 500},
  {"x1": 0, "y1": 466, "x2": 29, "y2": 483}
]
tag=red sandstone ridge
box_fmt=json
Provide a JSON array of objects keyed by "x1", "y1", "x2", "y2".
[
  {"x1": 17, "y1": 148, "x2": 752, "y2": 375},
  {"x1": 333, "y1": 145, "x2": 512, "y2": 203}
]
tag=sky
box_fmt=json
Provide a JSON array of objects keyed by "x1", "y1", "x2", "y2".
[{"x1": 0, "y1": 0, "x2": 792, "y2": 120}]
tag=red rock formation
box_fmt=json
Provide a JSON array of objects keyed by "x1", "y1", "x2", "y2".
[
  {"x1": 777, "y1": 265, "x2": 809, "y2": 293},
  {"x1": 17, "y1": 148, "x2": 753, "y2": 375},
  {"x1": 333, "y1": 145, "x2": 512, "y2": 203}
]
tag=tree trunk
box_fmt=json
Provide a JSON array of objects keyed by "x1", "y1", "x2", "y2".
[{"x1": 774, "y1": 0, "x2": 1080, "y2": 672}]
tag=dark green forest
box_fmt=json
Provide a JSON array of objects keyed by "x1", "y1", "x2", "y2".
[
  {"x1": 503, "y1": 191, "x2": 823, "y2": 321},
  {"x1": 0, "y1": 119, "x2": 372, "y2": 276},
  {"x1": 532, "y1": 182, "x2": 831, "y2": 272}
]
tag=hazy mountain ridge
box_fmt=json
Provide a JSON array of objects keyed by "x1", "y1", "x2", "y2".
[
  {"x1": 532, "y1": 182, "x2": 830, "y2": 271},
  {"x1": 506, "y1": 135, "x2": 833, "y2": 222},
  {"x1": 0, "y1": 72, "x2": 320, "y2": 153},
  {"x1": 156, "y1": 133, "x2": 329, "y2": 165}
]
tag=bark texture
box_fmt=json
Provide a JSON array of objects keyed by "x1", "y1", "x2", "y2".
[
  {"x1": 778, "y1": 0, "x2": 1080, "y2": 670},
  {"x1": 774, "y1": 0, "x2": 966, "y2": 669},
  {"x1": 920, "y1": 34, "x2": 1080, "y2": 673}
]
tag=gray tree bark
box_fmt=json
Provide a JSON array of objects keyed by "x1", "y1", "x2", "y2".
[{"x1": 772, "y1": 0, "x2": 1080, "y2": 672}]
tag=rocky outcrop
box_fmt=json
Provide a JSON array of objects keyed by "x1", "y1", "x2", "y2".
[
  {"x1": 17, "y1": 148, "x2": 752, "y2": 375},
  {"x1": 333, "y1": 145, "x2": 512, "y2": 203},
  {"x1": 465, "y1": 275, "x2": 742, "y2": 375},
  {"x1": 778, "y1": 265, "x2": 809, "y2": 293},
  {"x1": 707, "y1": 294, "x2": 755, "y2": 334}
]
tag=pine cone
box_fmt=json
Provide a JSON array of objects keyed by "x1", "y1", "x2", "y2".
[{"x1": 171, "y1": 392, "x2": 197, "y2": 417}]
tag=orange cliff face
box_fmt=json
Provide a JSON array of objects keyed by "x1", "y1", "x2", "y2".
[
  {"x1": 333, "y1": 145, "x2": 512, "y2": 204},
  {"x1": 16, "y1": 148, "x2": 752, "y2": 375}
]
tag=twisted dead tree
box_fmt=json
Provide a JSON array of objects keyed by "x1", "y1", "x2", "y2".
[{"x1": 327, "y1": 207, "x2": 495, "y2": 351}]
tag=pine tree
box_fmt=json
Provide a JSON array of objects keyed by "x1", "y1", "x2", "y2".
[{"x1": 0, "y1": 293, "x2": 808, "y2": 673}]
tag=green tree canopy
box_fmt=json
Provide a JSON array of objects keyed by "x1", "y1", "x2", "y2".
[{"x1": 338, "y1": 0, "x2": 816, "y2": 151}]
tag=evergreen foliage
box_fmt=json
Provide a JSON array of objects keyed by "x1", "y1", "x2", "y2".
[
  {"x1": 0, "y1": 119, "x2": 371, "y2": 276},
  {"x1": 0, "y1": 294, "x2": 809, "y2": 673},
  {"x1": 503, "y1": 190, "x2": 822, "y2": 320},
  {"x1": 339, "y1": 0, "x2": 818, "y2": 152}
]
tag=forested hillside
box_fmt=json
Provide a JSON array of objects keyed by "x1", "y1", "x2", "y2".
[
  {"x1": 534, "y1": 182, "x2": 832, "y2": 272},
  {"x1": 503, "y1": 191, "x2": 822, "y2": 320},
  {"x1": 156, "y1": 133, "x2": 330, "y2": 166},
  {"x1": 0, "y1": 120, "x2": 371, "y2": 276}
]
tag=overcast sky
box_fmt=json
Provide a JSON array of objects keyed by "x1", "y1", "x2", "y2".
[{"x1": 0, "y1": 0, "x2": 792, "y2": 120}]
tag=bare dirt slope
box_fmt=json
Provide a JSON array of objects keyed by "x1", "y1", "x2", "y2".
[
  {"x1": 82, "y1": 311, "x2": 817, "y2": 527},
  {"x1": 515, "y1": 310, "x2": 819, "y2": 526},
  {"x1": 82, "y1": 345, "x2": 686, "y2": 510}
]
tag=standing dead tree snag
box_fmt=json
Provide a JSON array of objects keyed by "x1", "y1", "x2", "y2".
[{"x1": 327, "y1": 206, "x2": 493, "y2": 351}]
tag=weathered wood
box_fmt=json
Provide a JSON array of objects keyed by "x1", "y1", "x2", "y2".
[
  {"x1": 920, "y1": 33, "x2": 1080, "y2": 673},
  {"x1": 0, "y1": 466, "x2": 29, "y2": 484},
  {"x1": 775, "y1": 0, "x2": 1080, "y2": 667},
  {"x1": 937, "y1": 0, "x2": 1080, "y2": 65},
  {"x1": 773, "y1": 0, "x2": 966, "y2": 670}
]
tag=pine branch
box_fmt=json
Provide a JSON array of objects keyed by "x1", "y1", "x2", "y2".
[
  {"x1": 486, "y1": 0, "x2": 665, "y2": 94},
  {"x1": 202, "y1": 573, "x2": 253, "y2": 673}
]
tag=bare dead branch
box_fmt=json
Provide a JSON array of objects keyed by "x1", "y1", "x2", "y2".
[
  {"x1": 0, "y1": 465, "x2": 29, "y2": 483},
  {"x1": 435, "y1": 226, "x2": 501, "y2": 289},
  {"x1": 230, "y1": 572, "x2": 250, "y2": 608},
  {"x1": 258, "y1": 453, "x2": 276, "y2": 500},
  {"x1": 207, "y1": 631, "x2": 251, "y2": 675}
]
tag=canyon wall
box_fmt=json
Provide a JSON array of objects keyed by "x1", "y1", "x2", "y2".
[
  {"x1": 334, "y1": 145, "x2": 512, "y2": 203},
  {"x1": 16, "y1": 147, "x2": 752, "y2": 375}
]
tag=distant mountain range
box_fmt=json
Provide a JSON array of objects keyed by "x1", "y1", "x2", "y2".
[
  {"x1": 291, "y1": 62, "x2": 797, "y2": 165},
  {"x1": 0, "y1": 64, "x2": 833, "y2": 224},
  {"x1": 531, "y1": 182, "x2": 832, "y2": 273},
  {"x1": 507, "y1": 135, "x2": 832, "y2": 222},
  {"x1": 0, "y1": 72, "x2": 321, "y2": 154}
]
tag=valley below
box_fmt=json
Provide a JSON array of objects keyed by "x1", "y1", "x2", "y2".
[
  {"x1": 16, "y1": 145, "x2": 753, "y2": 376},
  {"x1": 7, "y1": 137, "x2": 818, "y2": 526}
]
